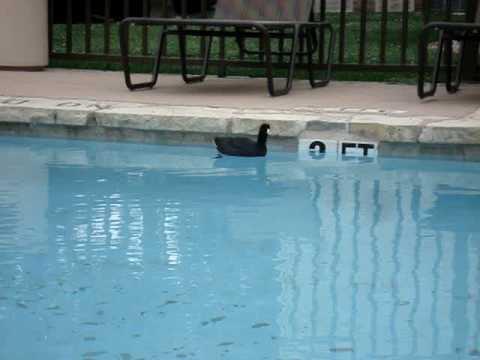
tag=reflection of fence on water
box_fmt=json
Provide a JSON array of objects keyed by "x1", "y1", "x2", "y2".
[
  {"x1": 274, "y1": 168, "x2": 480, "y2": 358},
  {"x1": 45, "y1": 159, "x2": 480, "y2": 357}
]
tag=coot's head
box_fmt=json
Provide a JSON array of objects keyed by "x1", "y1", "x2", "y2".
[{"x1": 257, "y1": 123, "x2": 270, "y2": 145}]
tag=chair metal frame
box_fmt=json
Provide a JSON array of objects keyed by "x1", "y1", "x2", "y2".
[
  {"x1": 418, "y1": 17, "x2": 480, "y2": 99},
  {"x1": 119, "y1": 5, "x2": 335, "y2": 97}
]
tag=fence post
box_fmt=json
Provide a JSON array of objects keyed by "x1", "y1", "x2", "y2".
[{"x1": 463, "y1": 0, "x2": 479, "y2": 80}]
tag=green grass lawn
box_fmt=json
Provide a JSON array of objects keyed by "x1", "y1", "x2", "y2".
[{"x1": 50, "y1": 12, "x2": 461, "y2": 83}]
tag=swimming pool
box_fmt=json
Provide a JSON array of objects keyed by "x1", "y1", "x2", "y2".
[{"x1": 0, "y1": 136, "x2": 479, "y2": 360}]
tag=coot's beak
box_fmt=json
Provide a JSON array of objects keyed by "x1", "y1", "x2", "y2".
[{"x1": 267, "y1": 128, "x2": 271, "y2": 135}]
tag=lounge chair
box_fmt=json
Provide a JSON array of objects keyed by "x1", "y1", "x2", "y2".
[
  {"x1": 119, "y1": 0, "x2": 335, "y2": 96},
  {"x1": 418, "y1": 2, "x2": 480, "y2": 98}
]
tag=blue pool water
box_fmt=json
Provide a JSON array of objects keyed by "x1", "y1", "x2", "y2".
[{"x1": 0, "y1": 136, "x2": 479, "y2": 360}]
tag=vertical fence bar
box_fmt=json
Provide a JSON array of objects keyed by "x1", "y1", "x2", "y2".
[
  {"x1": 422, "y1": 0, "x2": 431, "y2": 24},
  {"x1": 318, "y1": 0, "x2": 326, "y2": 65},
  {"x1": 162, "y1": 0, "x2": 169, "y2": 17},
  {"x1": 258, "y1": 34, "x2": 264, "y2": 63},
  {"x1": 445, "y1": 0, "x2": 452, "y2": 20},
  {"x1": 66, "y1": 0, "x2": 73, "y2": 53},
  {"x1": 218, "y1": 0, "x2": 227, "y2": 77},
  {"x1": 142, "y1": 0, "x2": 149, "y2": 55},
  {"x1": 179, "y1": 0, "x2": 186, "y2": 65},
  {"x1": 379, "y1": 0, "x2": 387, "y2": 63},
  {"x1": 466, "y1": 0, "x2": 477, "y2": 21},
  {"x1": 359, "y1": 0, "x2": 368, "y2": 64},
  {"x1": 239, "y1": 32, "x2": 245, "y2": 60},
  {"x1": 279, "y1": 29, "x2": 285, "y2": 63},
  {"x1": 181, "y1": 0, "x2": 187, "y2": 17},
  {"x1": 400, "y1": 0, "x2": 409, "y2": 64},
  {"x1": 462, "y1": 0, "x2": 478, "y2": 79},
  {"x1": 48, "y1": 0, "x2": 53, "y2": 55},
  {"x1": 162, "y1": 0, "x2": 168, "y2": 57},
  {"x1": 123, "y1": 0, "x2": 130, "y2": 18},
  {"x1": 299, "y1": 27, "x2": 305, "y2": 65},
  {"x1": 421, "y1": 0, "x2": 432, "y2": 66},
  {"x1": 85, "y1": 0, "x2": 92, "y2": 53},
  {"x1": 201, "y1": 0, "x2": 207, "y2": 58},
  {"x1": 219, "y1": 28, "x2": 226, "y2": 77},
  {"x1": 104, "y1": 0, "x2": 111, "y2": 54},
  {"x1": 238, "y1": 43, "x2": 244, "y2": 60},
  {"x1": 339, "y1": 0, "x2": 346, "y2": 63},
  {"x1": 162, "y1": 0, "x2": 168, "y2": 16}
]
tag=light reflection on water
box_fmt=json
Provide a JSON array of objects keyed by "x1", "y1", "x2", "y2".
[{"x1": 0, "y1": 137, "x2": 479, "y2": 360}]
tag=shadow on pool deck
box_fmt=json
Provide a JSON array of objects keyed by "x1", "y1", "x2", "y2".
[{"x1": 0, "y1": 68, "x2": 479, "y2": 119}]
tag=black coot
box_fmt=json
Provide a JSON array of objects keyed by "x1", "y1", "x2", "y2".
[{"x1": 214, "y1": 123, "x2": 270, "y2": 157}]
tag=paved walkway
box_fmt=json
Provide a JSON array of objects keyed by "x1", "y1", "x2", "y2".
[
  {"x1": 0, "y1": 69, "x2": 479, "y2": 160},
  {"x1": 1, "y1": 68, "x2": 479, "y2": 118}
]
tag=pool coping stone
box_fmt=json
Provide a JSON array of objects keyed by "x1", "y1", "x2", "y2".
[{"x1": 1, "y1": 95, "x2": 480, "y2": 160}]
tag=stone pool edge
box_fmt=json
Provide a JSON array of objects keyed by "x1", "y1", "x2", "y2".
[{"x1": 1, "y1": 95, "x2": 479, "y2": 161}]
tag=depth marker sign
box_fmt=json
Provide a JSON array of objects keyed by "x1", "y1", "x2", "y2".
[{"x1": 298, "y1": 139, "x2": 378, "y2": 162}]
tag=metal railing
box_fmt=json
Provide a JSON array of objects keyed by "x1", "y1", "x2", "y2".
[{"x1": 48, "y1": 0, "x2": 478, "y2": 76}]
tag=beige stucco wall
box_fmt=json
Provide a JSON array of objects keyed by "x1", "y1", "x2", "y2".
[{"x1": 0, "y1": 0, "x2": 48, "y2": 68}]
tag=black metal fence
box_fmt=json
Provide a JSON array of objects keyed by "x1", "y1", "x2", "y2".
[{"x1": 48, "y1": 0, "x2": 478, "y2": 76}]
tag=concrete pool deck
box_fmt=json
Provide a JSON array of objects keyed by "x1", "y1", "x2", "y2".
[{"x1": 0, "y1": 68, "x2": 480, "y2": 160}]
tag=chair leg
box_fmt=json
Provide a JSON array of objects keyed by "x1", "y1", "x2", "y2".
[
  {"x1": 306, "y1": 24, "x2": 335, "y2": 88},
  {"x1": 264, "y1": 25, "x2": 300, "y2": 97},
  {"x1": 304, "y1": 27, "x2": 319, "y2": 57},
  {"x1": 178, "y1": 27, "x2": 212, "y2": 84},
  {"x1": 120, "y1": 20, "x2": 167, "y2": 91},
  {"x1": 418, "y1": 28, "x2": 445, "y2": 99},
  {"x1": 149, "y1": 27, "x2": 168, "y2": 88}
]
